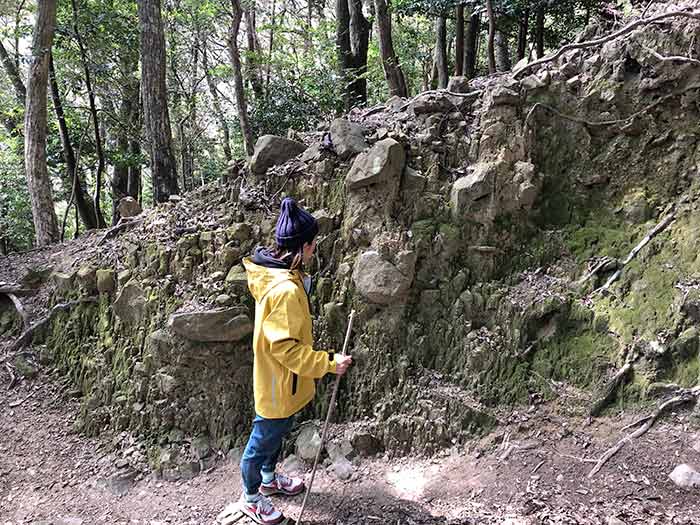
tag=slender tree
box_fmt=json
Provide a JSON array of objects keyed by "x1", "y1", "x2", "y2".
[
  {"x1": 228, "y1": 0, "x2": 255, "y2": 156},
  {"x1": 24, "y1": 0, "x2": 59, "y2": 246},
  {"x1": 464, "y1": 11, "x2": 480, "y2": 78},
  {"x1": 535, "y1": 3, "x2": 545, "y2": 58},
  {"x1": 517, "y1": 7, "x2": 529, "y2": 61},
  {"x1": 203, "y1": 43, "x2": 232, "y2": 164},
  {"x1": 48, "y1": 54, "x2": 98, "y2": 230},
  {"x1": 245, "y1": 7, "x2": 264, "y2": 100},
  {"x1": 495, "y1": 30, "x2": 511, "y2": 71},
  {"x1": 138, "y1": 0, "x2": 180, "y2": 202},
  {"x1": 336, "y1": 0, "x2": 369, "y2": 109},
  {"x1": 70, "y1": 0, "x2": 107, "y2": 228},
  {"x1": 374, "y1": 0, "x2": 408, "y2": 98},
  {"x1": 455, "y1": 4, "x2": 465, "y2": 76},
  {"x1": 485, "y1": 0, "x2": 496, "y2": 74},
  {"x1": 434, "y1": 15, "x2": 448, "y2": 88}
]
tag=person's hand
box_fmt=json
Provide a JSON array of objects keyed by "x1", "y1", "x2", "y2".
[{"x1": 334, "y1": 354, "x2": 353, "y2": 376}]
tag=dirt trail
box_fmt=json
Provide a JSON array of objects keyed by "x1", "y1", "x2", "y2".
[{"x1": 2, "y1": 374, "x2": 700, "y2": 525}]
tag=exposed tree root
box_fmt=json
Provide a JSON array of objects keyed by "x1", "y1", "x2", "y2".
[
  {"x1": 0, "y1": 285, "x2": 37, "y2": 296},
  {"x1": 589, "y1": 361, "x2": 634, "y2": 418},
  {"x1": 588, "y1": 387, "x2": 699, "y2": 478},
  {"x1": 97, "y1": 217, "x2": 143, "y2": 246},
  {"x1": 514, "y1": 9, "x2": 700, "y2": 78},
  {"x1": 8, "y1": 297, "x2": 98, "y2": 353},
  {"x1": 2, "y1": 293, "x2": 29, "y2": 329},
  {"x1": 595, "y1": 210, "x2": 676, "y2": 293}
]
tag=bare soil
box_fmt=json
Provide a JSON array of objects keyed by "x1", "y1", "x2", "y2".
[{"x1": 1, "y1": 372, "x2": 699, "y2": 525}]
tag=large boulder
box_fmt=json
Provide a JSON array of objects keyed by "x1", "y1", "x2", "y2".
[
  {"x1": 447, "y1": 76, "x2": 471, "y2": 93},
  {"x1": 249, "y1": 135, "x2": 306, "y2": 175},
  {"x1": 353, "y1": 251, "x2": 413, "y2": 305},
  {"x1": 450, "y1": 163, "x2": 496, "y2": 219},
  {"x1": 345, "y1": 138, "x2": 405, "y2": 190},
  {"x1": 117, "y1": 197, "x2": 142, "y2": 218},
  {"x1": 167, "y1": 309, "x2": 252, "y2": 342},
  {"x1": 113, "y1": 282, "x2": 146, "y2": 326},
  {"x1": 330, "y1": 119, "x2": 367, "y2": 159}
]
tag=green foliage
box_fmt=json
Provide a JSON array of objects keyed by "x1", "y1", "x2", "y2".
[{"x1": 0, "y1": 135, "x2": 33, "y2": 251}]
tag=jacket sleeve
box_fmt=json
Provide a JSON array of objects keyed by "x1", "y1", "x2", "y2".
[{"x1": 262, "y1": 286, "x2": 337, "y2": 378}]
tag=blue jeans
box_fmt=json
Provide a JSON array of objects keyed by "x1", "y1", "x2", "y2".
[{"x1": 240, "y1": 414, "x2": 295, "y2": 496}]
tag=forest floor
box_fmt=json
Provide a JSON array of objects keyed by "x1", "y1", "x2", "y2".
[{"x1": 1, "y1": 372, "x2": 699, "y2": 525}]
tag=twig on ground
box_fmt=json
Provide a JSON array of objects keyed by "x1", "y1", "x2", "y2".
[
  {"x1": 8, "y1": 390, "x2": 35, "y2": 407},
  {"x1": 595, "y1": 210, "x2": 676, "y2": 293},
  {"x1": 97, "y1": 217, "x2": 143, "y2": 246},
  {"x1": 588, "y1": 387, "x2": 699, "y2": 477},
  {"x1": 621, "y1": 414, "x2": 653, "y2": 431},
  {"x1": 532, "y1": 460, "x2": 546, "y2": 474},
  {"x1": 8, "y1": 297, "x2": 98, "y2": 353},
  {"x1": 514, "y1": 10, "x2": 700, "y2": 78},
  {"x1": 4, "y1": 363, "x2": 17, "y2": 389}
]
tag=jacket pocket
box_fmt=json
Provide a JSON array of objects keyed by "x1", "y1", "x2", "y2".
[{"x1": 291, "y1": 373, "x2": 298, "y2": 396}]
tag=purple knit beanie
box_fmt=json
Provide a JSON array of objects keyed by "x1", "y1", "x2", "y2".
[{"x1": 275, "y1": 197, "x2": 319, "y2": 250}]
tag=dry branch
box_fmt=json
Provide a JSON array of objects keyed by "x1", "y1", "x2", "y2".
[
  {"x1": 514, "y1": 9, "x2": 700, "y2": 78},
  {"x1": 3, "y1": 293, "x2": 29, "y2": 329},
  {"x1": 596, "y1": 210, "x2": 675, "y2": 293},
  {"x1": 8, "y1": 390, "x2": 36, "y2": 407},
  {"x1": 642, "y1": 44, "x2": 700, "y2": 66},
  {"x1": 0, "y1": 285, "x2": 37, "y2": 296},
  {"x1": 588, "y1": 388, "x2": 699, "y2": 478},
  {"x1": 97, "y1": 217, "x2": 143, "y2": 246},
  {"x1": 8, "y1": 297, "x2": 98, "y2": 353},
  {"x1": 589, "y1": 361, "x2": 633, "y2": 417}
]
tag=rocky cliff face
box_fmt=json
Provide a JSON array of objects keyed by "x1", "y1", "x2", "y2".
[{"x1": 3, "y1": 3, "x2": 700, "y2": 479}]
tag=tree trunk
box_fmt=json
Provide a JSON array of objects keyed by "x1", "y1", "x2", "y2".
[
  {"x1": 517, "y1": 8, "x2": 529, "y2": 61},
  {"x1": 48, "y1": 54, "x2": 98, "y2": 230},
  {"x1": 305, "y1": 0, "x2": 313, "y2": 53},
  {"x1": 434, "y1": 15, "x2": 448, "y2": 88},
  {"x1": 24, "y1": 0, "x2": 59, "y2": 246},
  {"x1": 464, "y1": 11, "x2": 480, "y2": 78},
  {"x1": 245, "y1": 7, "x2": 264, "y2": 100},
  {"x1": 374, "y1": 0, "x2": 407, "y2": 98},
  {"x1": 336, "y1": 0, "x2": 353, "y2": 110},
  {"x1": 348, "y1": 0, "x2": 369, "y2": 107},
  {"x1": 485, "y1": 0, "x2": 496, "y2": 74},
  {"x1": 535, "y1": 4, "x2": 545, "y2": 58},
  {"x1": 71, "y1": 0, "x2": 107, "y2": 228},
  {"x1": 266, "y1": 0, "x2": 276, "y2": 89},
  {"x1": 495, "y1": 30, "x2": 511, "y2": 72},
  {"x1": 138, "y1": 0, "x2": 180, "y2": 202},
  {"x1": 228, "y1": 0, "x2": 255, "y2": 157},
  {"x1": 0, "y1": 40, "x2": 26, "y2": 105},
  {"x1": 203, "y1": 44, "x2": 232, "y2": 164},
  {"x1": 455, "y1": 5, "x2": 464, "y2": 76}
]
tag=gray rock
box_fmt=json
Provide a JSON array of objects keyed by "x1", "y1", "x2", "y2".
[
  {"x1": 106, "y1": 468, "x2": 138, "y2": 496},
  {"x1": 410, "y1": 91, "x2": 453, "y2": 114},
  {"x1": 450, "y1": 163, "x2": 496, "y2": 219},
  {"x1": 349, "y1": 430, "x2": 383, "y2": 456},
  {"x1": 226, "y1": 265, "x2": 248, "y2": 286},
  {"x1": 168, "y1": 309, "x2": 253, "y2": 342},
  {"x1": 489, "y1": 86, "x2": 520, "y2": 107},
  {"x1": 215, "y1": 294, "x2": 232, "y2": 306},
  {"x1": 682, "y1": 289, "x2": 700, "y2": 323},
  {"x1": 179, "y1": 461, "x2": 201, "y2": 480},
  {"x1": 353, "y1": 251, "x2": 413, "y2": 305},
  {"x1": 520, "y1": 74, "x2": 547, "y2": 90},
  {"x1": 325, "y1": 441, "x2": 346, "y2": 462},
  {"x1": 313, "y1": 209, "x2": 335, "y2": 235},
  {"x1": 330, "y1": 118, "x2": 368, "y2": 159},
  {"x1": 281, "y1": 454, "x2": 303, "y2": 474},
  {"x1": 227, "y1": 446, "x2": 243, "y2": 464},
  {"x1": 331, "y1": 456, "x2": 354, "y2": 480},
  {"x1": 345, "y1": 138, "x2": 405, "y2": 190},
  {"x1": 118, "y1": 197, "x2": 142, "y2": 218},
  {"x1": 296, "y1": 425, "x2": 322, "y2": 462},
  {"x1": 669, "y1": 464, "x2": 700, "y2": 488},
  {"x1": 76, "y1": 265, "x2": 97, "y2": 294},
  {"x1": 192, "y1": 435, "x2": 212, "y2": 459},
  {"x1": 96, "y1": 269, "x2": 115, "y2": 294},
  {"x1": 51, "y1": 271, "x2": 76, "y2": 293},
  {"x1": 249, "y1": 135, "x2": 307, "y2": 175},
  {"x1": 227, "y1": 222, "x2": 253, "y2": 242},
  {"x1": 446, "y1": 76, "x2": 471, "y2": 93},
  {"x1": 113, "y1": 282, "x2": 146, "y2": 326}
]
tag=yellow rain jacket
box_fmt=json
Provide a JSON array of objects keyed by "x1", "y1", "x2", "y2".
[{"x1": 243, "y1": 257, "x2": 337, "y2": 419}]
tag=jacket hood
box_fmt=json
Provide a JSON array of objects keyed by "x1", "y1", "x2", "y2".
[{"x1": 243, "y1": 257, "x2": 300, "y2": 303}]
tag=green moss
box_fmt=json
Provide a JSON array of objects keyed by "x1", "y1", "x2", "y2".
[
  {"x1": 531, "y1": 330, "x2": 616, "y2": 399},
  {"x1": 564, "y1": 217, "x2": 630, "y2": 263}
]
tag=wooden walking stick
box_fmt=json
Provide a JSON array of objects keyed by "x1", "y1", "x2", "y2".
[{"x1": 295, "y1": 309, "x2": 355, "y2": 525}]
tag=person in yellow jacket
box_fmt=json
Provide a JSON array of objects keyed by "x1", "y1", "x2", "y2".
[{"x1": 238, "y1": 197, "x2": 352, "y2": 525}]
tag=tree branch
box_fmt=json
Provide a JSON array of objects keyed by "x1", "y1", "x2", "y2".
[{"x1": 514, "y1": 10, "x2": 700, "y2": 79}]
